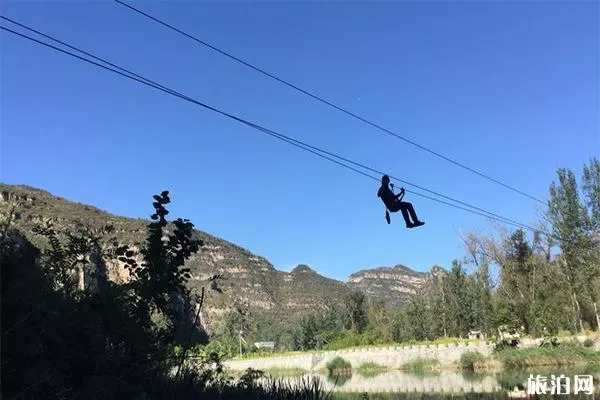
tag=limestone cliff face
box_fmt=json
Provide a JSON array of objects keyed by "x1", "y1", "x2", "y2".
[
  {"x1": 0, "y1": 184, "x2": 442, "y2": 333},
  {"x1": 0, "y1": 184, "x2": 352, "y2": 335},
  {"x1": 347, "y1": 264, "x2": 442, "y2": 307}
]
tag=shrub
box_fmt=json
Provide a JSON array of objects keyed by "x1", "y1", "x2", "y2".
[
  {"x1": 356, "y1": 362, "x2": 387, "y2": 378},
  {"x1": 326, "y1": 356, "x2": 352, "y2": 374},
  {"x1": 583, "y1": 338, "x2": 594, "y2": 348},
  {"x1": 402, "y1": 358, "x2": 440, "y2": 374},
  {"x1": 459, "y1": 351, "x2": 486, "y2": 370}
]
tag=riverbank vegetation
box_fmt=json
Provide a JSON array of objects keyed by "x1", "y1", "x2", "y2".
[
  {"x1": 326, "y1": 357, "x2": 353, "y2": 375},
  {"x1": 459, "y1": 351, "x2": 487, "y2": 371},
  {"x1": 357, "y1": 362, "x2": 389, "y2": 378},
  {"x1": 494, "y1": 345, "x2": 600, "y2": 369},
  {"x1": 401, "y1": 358, "x2": 440, "y2": 374}
]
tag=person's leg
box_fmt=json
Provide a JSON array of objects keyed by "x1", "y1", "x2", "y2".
[
  {"x1": 400, "y1": 208, "x2": 413, "y2": 227},
  {"x1": 399, "y1": 202, "x2": 418, "y2": 223},
  {"x1": 392, "y1": 202, "x2": 413, "y2": 227},
  {"x1": 399, "y1": 202, "x2": 425, "y2": 227}
]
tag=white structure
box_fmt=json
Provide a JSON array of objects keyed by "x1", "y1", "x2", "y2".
[
  {"x1": 468, "y1": 330, "x2": 485, "y2": 340},
  {"x1": 254, "y1": 341, "x2": 275, "y2": 350}
]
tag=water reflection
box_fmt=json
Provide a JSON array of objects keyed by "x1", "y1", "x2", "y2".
[
  {"x1": 269, "y1": 368, "x2": 600, "y2": 395},
  {"x1": 327, "y1": 373, "x2": 352, "y2": 387},
  {"x1": 333, "y1": 393, "x2": 598, "y2": 400},
  {"x1": 275, "y1": 370, "x2": 499, "y2": 393}
]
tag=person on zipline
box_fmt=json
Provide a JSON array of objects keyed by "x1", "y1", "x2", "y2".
[{"x1": 377, "y1": 175, "x2": 425, "y2": 228}]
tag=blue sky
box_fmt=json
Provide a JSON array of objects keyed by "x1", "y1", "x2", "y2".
[{"x1": 1, "y1": 1, "x2": 598, "y2": 281}]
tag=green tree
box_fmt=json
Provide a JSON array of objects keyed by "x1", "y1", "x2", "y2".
[
  {"x1": 218, "y1": 302, "x2": 251, "y2": 344},
  {"x1": 364, "y1": 299, "x2": 394, "y2": 343},
  {"x1": 344, "y1": 290, "x2": 368, "y2": 334},
  {"x1": 582, "y1": 158, "x2": 600, "y2": 329},
  {"x1": 297, "y1": 314, "x2": 320, "y2": 350},
  {"x1": 502, "y1": 230, "x2": 537, "y2": 331},
  {"x1": 548, "y1": 167, "x2": 595, "y2": 331}
]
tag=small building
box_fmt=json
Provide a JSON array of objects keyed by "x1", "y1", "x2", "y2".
[
  {"x1": 468, "y1": 330, "x2": 485, "y2": 340},
  {"x1": 253, "y1": 341, "x2": 275, "y2": 350}
]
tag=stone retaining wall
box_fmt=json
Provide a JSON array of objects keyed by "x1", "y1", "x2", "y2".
[{"x1": 224, "y1": 342, "x2": 495, "y2": 371}]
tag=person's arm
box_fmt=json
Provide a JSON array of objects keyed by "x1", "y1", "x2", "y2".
[{"x1": 395, "y1": 188, "x2": 405, "y2": 200}]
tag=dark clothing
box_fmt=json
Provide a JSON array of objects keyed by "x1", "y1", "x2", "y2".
[
  {"x1": 392, "y1": 201, "x2": 419, "y2": 227},
  {"x1": 377, "y1": 186, "x2": 397, "y2": 210},
  {"x1": 378, "y1": 185, "x2": 420, "y2": 227}
]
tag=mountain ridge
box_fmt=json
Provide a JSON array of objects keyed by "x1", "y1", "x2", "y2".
[{"x1": 0, "y1": 183, "x2": 442, "y2": 331}]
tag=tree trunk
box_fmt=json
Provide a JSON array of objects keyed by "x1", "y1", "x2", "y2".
[
  {"x1": 594, "y1": 302, "x2": 600, "y2": 332},
  {"x1": 571, "y1": 292, "x2": 579, "y2": 332},
  {"x1": 529, "y1": 266, "x2": 536, "y2": 333},
  {"x1": 78, "y1": 265, "x2": 85, "y2": 291},
  {"x1": 573, "y1": 292, "x2": 584, "y2": 332}
]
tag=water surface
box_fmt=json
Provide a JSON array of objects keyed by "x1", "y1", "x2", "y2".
[{"x1": 271, "y1": 367, "x2": 600, "y2": 398}]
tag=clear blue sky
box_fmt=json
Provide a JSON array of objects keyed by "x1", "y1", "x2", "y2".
[{"x1": 1, "y1": 1, "x2": 598, "y2": 281}]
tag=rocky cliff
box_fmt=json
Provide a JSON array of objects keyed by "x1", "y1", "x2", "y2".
[
  {"x1": 0, "y1": 183, "x2": 441, "y2": 332},
  {"x1": 347, "y1": 264, "x2": 444, "y2": 307}
]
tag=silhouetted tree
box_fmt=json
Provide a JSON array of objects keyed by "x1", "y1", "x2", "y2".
[{"x1": 2, "y1": 191, "x2": 205, "y2": 399}]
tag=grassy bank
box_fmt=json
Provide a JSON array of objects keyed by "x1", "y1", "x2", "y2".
[
  {"x1": 494, "y1": 345, "x2": 600, "y2": 368},
  {"x1": 452, "y1": 344, "x2": 600, "y2": 373}
]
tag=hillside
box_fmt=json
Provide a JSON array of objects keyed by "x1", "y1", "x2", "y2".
[
  {"x1": 0, "y1": 184, "x2": 440, "y2": 333},
  {"x1": 348, "y1": 264, "x2": 443, "y2": 307}
]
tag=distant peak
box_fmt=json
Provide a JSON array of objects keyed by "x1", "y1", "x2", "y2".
[
  {"x1": 430, "y1": 265, "x2": 445, "y2": 273},
  {"x1": 291, "y1": 264, "x2": 313, "y2": 273},
  {"x1": 391, "y1": 264, "x2": 413, "y2": 272},
  {"x1": 349, "y1": 263, "x2": 422, "y2": 278}
]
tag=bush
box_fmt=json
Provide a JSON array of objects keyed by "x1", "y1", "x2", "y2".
[
  {"x1": 583, "y1": 338, "x2": 594, "y2": 348},
  {"x1": 401, "y1": 358, "x2": 440, "y2": 374},
  {"x1": 459, "y1": 351, "x2": 486, "y2": 370},
  {"x1": 326, "y1": 356, "x2": 352, "y2": 374},
  {"x1": 561, "y1": 338, "x2": 582, "y2": 347},
  {"x1": 356, "y1": 362, "x2": 387, "y2": 378}
]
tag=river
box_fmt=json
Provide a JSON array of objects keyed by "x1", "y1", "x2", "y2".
[{"x1": 265, "y1": 367, "x2": 600, "y2": 399}]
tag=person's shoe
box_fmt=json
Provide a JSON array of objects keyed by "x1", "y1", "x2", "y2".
[
  {"x1": 412, "y1": 221, "x2": 425, "y2": 228},
  {"x1": 406, "y1": 222, "x2": 415, "y2": 228}
]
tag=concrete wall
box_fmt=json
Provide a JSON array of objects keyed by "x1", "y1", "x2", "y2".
[
  {"x1": 222, "y1": 335, "x2": 600, "y2": 372},
  {"x1": 224, "y1": 342, "x2": 495, "y2": 371}
]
